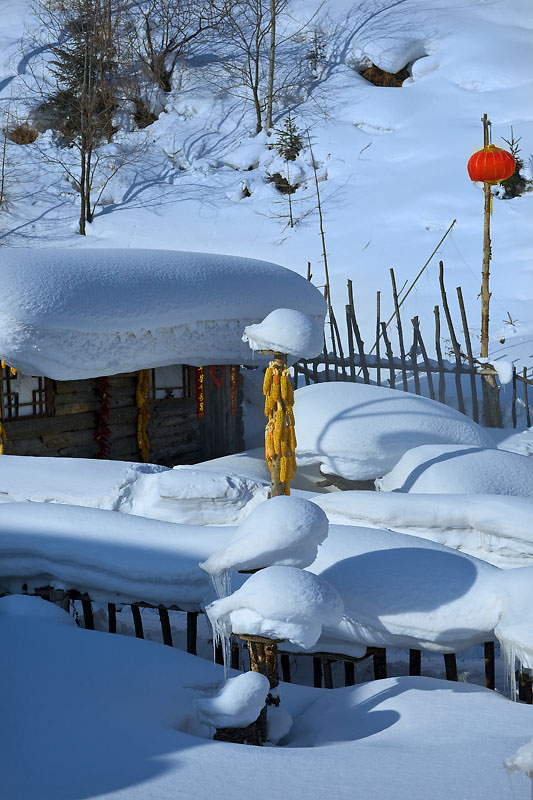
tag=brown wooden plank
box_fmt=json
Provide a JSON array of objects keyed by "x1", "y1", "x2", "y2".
[
  {"x1": 159, "y1": 607, "x2": 173, "y2": 647},
  {"x1": 375, "y1": 291, "x2": 382, "y2": 386},
  {"x1": 81, "y1": 598, "x2": 94, "y2": 630},
  {"x1": 409, "y1": 321, "x2": 421, "y2": 395},
  {"x1": 433, "y1": 305, "x2": 446, "y2": 404},
  {"x1": 484, "y1": 641, "x2": 495, "y2": 690},
  {"x1": 347, "y1": 280, "x2": 370, "y2": 383},
  {"x1": 439, "y1": 262, "x2": 466, "y2": 414},
  {"x1": 456, "y1": 286, "x2": 480, "y2": 423},
  {"x1": 524, "y1": 368, "x2": 532, "y2": 428},
  {"x1": 322, "y1": 659, "x2": 334, "y2": 689},
  {"x1": 187, "y1": 611, "x2": 198, "y2": 655},
  {"x1": 512, "y1": 368, "x2": 517, "y2": 429},
  {"x1": 390, "y1": 268, "x2": 408, "y2": 391},
  {"x1": 412, "y1": 317, "x2": 435, "y2": 400},
  {"x1": 131, "y1": 605, "x2": 144, "y2": 639},
  {"x1": 380, "y1": 323, "x2": 396, "y2": 388},
  {"x1": 345, "y1": 305, "x2": 356, "y2": 382},
  {"x1": 107, "y1": 603, "x2": 117, "y2": 633},
  {"x1": 444, "y1": 653, "x2": 458, "y2": 681}
]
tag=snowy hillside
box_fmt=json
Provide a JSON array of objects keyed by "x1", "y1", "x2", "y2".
[{"x1": 0, "y1": 0, "x2": 531, "y2": 360}]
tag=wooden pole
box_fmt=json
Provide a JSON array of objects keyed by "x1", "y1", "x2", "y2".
[{"x1": 481, "y1": 179, "x2": 491, "y2": 361}]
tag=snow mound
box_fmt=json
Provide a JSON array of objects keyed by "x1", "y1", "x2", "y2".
[
  {"x1": 0, "y1": 455, "x2": 268, "y2": 526},
  {"x1": 196, "y1": 671, "x2": 270, "y2": 729},
  {"x1": 243, "y1": 308, "x2": 323, "y2": 359},
  {"x1": 199, "y1": 495, "x2": 329, "y2": 574},
  {"x1": 0, "y1": 249, "x2": 325, "y2": 379},
  {"x1": 206, "y1": 566, "x2": 343, "y2": 649},
  {"x1": 0, "y1": 593, "x2": 75, "y2": 626},
  {"x1": 125, "y1": 466, "x2": 269, "y2": 525},
  {"x1": 312, "y1": 491, "x2": 533, "y2": 568},
  {"x1": 0, "y1": 502, "x2": 229, "y2": 609},
  {"x1": 376, "y1": 444, "x2": 533, "y2": 497},
  {"x1": 293, "y1": 383, "x2": 494, "y2": 481}
]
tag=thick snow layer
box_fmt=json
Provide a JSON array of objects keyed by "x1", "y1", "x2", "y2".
[
  {"x1": 307, "y1": 524, "x2": 533, "y2": 660},
  {"x1": 376, "y1": 444, "x2": 533, "y2": 497},
  {"x1": 0, "y1": 249, "x2": 325, "y2": 379},
  {"x1": 0, "y1": 455, "x2": 268, "y2": 526},
  {"x1": 0, "y1": 502, "x2": 231, "y2": 609},
  {"x1": 199, "y1": 496, "x2": 329, "y2": 575},
  {"x1": 243, "y1": 308, "x2": 323, "y2": 358},
  {"x1": 313, "y1": 491, "x2": 533, "y2": 568},
  {"x1": 2, "y1": 594, "x2": 533, "y2": 800},
  {"x1": 293, "y1": 382, "x2": 495, "y2": 480},
  {"x1": 206, "y1": 566, "x2": 343, "y2": 649},
  {"x1": 196, "y1": 671, "x2": 269, "y2": 729}
]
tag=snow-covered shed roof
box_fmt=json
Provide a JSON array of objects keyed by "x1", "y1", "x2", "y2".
[{"x1": 0, "y1": 248, "x2": 326, "y2": 380}]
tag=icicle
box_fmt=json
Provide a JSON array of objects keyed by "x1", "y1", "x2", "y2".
[
  {"x1": 212, "y1": 614, "x2": 232, "y2": 679},
  {"x1": 499, "y1": 636, "x2": 519, "y2": 702},
  {"x1": 211, "y1": 570, "x2": 232, "y2": 600}
]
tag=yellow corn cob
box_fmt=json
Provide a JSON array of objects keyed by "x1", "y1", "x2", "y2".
[
  {"x1": 281, "y1": 440, "x2": 287, "y2": 457},
  {"x1": 263, "y1": 366, "x2": 273, "y2": 395},
  {"x1": 271, "y1": 374, "x2": 280, "y2": 403},
  {"x1": 280, "y1": 456, "x2": 288, "y2": 483},
  {"x1": 280, "y1": 371, "x2": 289, "y2": 401},
  {"x1": 290, "y1": 426, "x2": 297, "y2": 452}
]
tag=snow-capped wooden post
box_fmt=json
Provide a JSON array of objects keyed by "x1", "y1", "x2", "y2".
[
  {"x1": 467, "y1": 114, "x2": 515, "y2": 427},
  {"x1": 262, "y1": 350, "x2": 297, "y2": 497}
]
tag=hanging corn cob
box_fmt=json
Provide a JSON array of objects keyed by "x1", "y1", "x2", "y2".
[
  {"x1": 263, "y1": 354, "x2": 297, "y2": 496},
  {"x1": 136, "y1": 369, "x2": 151, "y2": 463}
]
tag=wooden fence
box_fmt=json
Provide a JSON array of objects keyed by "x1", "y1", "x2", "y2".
[
  {"x1": 14, "y1": 586, "x2": 532, "y2": 703},
  {"x1": 294, "y1": 262, "x2": 533, "y2": 429}
]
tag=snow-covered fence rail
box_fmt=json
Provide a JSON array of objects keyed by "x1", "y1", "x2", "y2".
[
  {"x1": 9, "y1": 586, "x2": 533, "y2": 702},
  {"x1": 294, "y1": 264, "x2": 532, "y2": 429}
]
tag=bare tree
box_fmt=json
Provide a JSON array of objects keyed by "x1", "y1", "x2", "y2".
[
  {"x1": 127, "y1": 0, "x2": 233, "y2": 92},
  {"x1": 28, "y1": 0, "x2": 139, "y2": 234},
  {"x1": 212, "y1": 0, "x2": 320, "y2": 134}
]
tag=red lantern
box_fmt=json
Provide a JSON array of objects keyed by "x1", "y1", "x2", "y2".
[{"x1": 467, "y1": 144, "x2": 515, "y2": 184}]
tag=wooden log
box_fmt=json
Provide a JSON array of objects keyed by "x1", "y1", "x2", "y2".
[
  {"x1": 330, "y1": 306, "x2": 347, "y2": 380},
  {"x1": 131, "y1": 604, "x2": 144, "y2": 639},
  {"x1": 409, "y1": 649, "x2": 421, "y2": 676},
  {"x1": 344, "y1": 661, "x2": 355, "y2": 686},
  {"x1": 108, "y1": 603, "x2": 117, "y2": 634},
  {"x1": 517, "y1": 670, "x2": 533, "y2": 704},
  {"x1": 345, "y1": 304, "x2": 356, "y2": 382},
  {"x1": 313, "y1": 657, "x2": 322, "y2": 687},
  {"x1": 187, "y1": 612, "x2": 198, "y2": 655},
  {"x1": 54, "y1": 379, "x2": 97, "y2": 395},
  {"x1": 322, "y1": 659, "x2": 334, "y2": 689},
  {"x1": 409, "y1": 322, "x2": 421, "y2": 395},
  {"x1": 280, "y1": 653, "x2": 291, "y2": 683},
  {"x1": 380, "y1": 323, "x2": 396, "y2": 388},
  {"x1": 81, "y1": 598, "x2": 94, "y2": 630},
  {"x1": 438, "y1": 262, "x2": 466, "y2": 415},
  {"x1": 3, "y1": 436, "x2": 49, "y2": 456},
  {"x1": 512, "y1": 368, "x2": 517, "y2": 429},
  {"x1": 456, "y1": 286, "x2": 480, "y2": 423},
  {"x1": 444, "y1": 653, "x2": 458, "y2": 681},
  {"x1": 158, "y1": 607, "x2": 173, "y2": 647},
  {"x1": 390, "y1": 268, "x2": 408, "y2": 391},
  {"x1": 524, "y1": 368, "x2": 531, "y2": 428},
  {"x1": 347, "y1": 280, "x2": 370, "y2": 383},
  {"x1": 412, "y1": 317, "x2": 435, "y2": 400},
  {"x1": 42, "y1": 428, "x2": 97, "y2": 451},
  {"x1": 375, "y1": 291, "x2": 381, "y2": 386},
  {"x1": 59, "y1": 444, "x2": 98, "y2": 459},
  {"x1": 484, "y1": 641, "x2": 495, "y2": 690},
  {"x1": 433, "y1": 305, "x2": 447, "y2": 404}
]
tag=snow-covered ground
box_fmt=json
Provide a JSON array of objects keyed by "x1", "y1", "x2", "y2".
[
  {"x1": 1, "y1": 1, "x2": 533, "y2": 798},
  {"x1": 3, "y1": 594, "x2": 533, "y2": 800},
  {"x1": 0, "y1": 0, "x2": 531, "y2": 365}
]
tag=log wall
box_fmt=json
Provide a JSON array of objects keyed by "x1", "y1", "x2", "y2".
[{"x1": 3, "y1": 366, "x2": 244, "y2": 466}]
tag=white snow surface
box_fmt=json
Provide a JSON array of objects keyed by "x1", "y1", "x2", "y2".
[
  {"x1": 376, "y1": 443, "x2": 533, "y2": 496},
  {"x1": 3, "y1": 594, "x2": 533, "y2": 800},
  {"x1": 0, "y1": 455, "x2": 268, "y2": 525},
  {"x1": 307, "y1": 524, "x2": 533, "y2": 661},
  {"x1": 206, "y1": 566, "x2": 344, "y2": 649},
  {"x1": 313, "y1": 491, "x2": 533, "y2": 568},
  {"x1": 294, "y1": 382, "x2": 495, "y2": 480},
  {"x1": 0, "y1": 248, "x2": 325, "y2": 379},
  {"x1": 242, "y1": 308, "x2": 323, "y2": 358},
  {"x1": 199, "y1": 495, "x2": 329, "y2": 575},
  {"x1": 196, "y1": 671, "x2": 270, "y2": 729},
  {"x1": 0, "y1": 502, "x2": 230, "y2": 609}
]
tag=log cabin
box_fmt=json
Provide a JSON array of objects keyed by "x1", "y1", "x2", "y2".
[{"x1": 0, "y1": 248, "x2": 325, "y2": 466}]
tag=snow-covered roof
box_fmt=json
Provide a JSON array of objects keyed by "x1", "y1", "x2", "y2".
[{"x1": 0, "y1": 249, "x2": 326, "y2": 380}]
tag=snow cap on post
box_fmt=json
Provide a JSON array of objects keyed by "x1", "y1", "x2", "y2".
[
  {"x1": 243, "y1": 308, "x2": 323, "y2": 360},
  {"x1": 199, "y1": 495, "x2": 329, "y2": 575}
]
